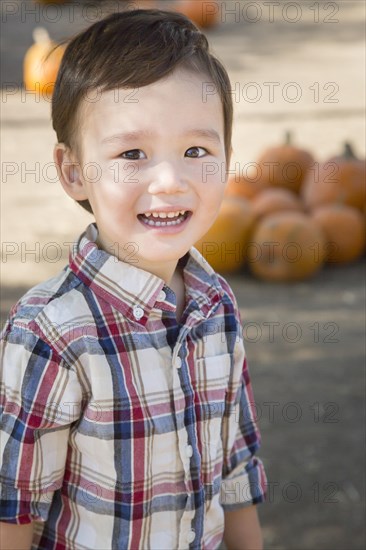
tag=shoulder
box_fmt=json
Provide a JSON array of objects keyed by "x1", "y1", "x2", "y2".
[
  {"x1": 1, "y1": 268, "x2": 90, "y2": 403},
  {"x1": 3, "y1": 266, "x2": 79, "y2": 323},
  {"x1": 187, "y1": 246, "x2": 243, "y2": 328},
  {"x1": 188, "y1": 246, "x2": 239, "y2": 309},
  {"x1": 1, "y1": 266, "x2": 86, "y2": 349},
  {"x1": 215, "y1": 273, "x2": 240, "y2": 310}
]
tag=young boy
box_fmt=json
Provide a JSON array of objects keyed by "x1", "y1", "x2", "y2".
[{"x1": 0, "y1": 8, "x2": 267, "y2": 550}]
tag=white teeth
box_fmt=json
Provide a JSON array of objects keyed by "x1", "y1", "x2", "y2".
[
  {"x1": 140, "y1": 212, "x2": 190, "y2": 227},
  {"x1": 142, "y1": 210, "x2": 187, "y2": 219}
]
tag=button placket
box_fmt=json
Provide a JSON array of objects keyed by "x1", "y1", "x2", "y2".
[
  {"x1": 133, "y1": 306, "x2": 144, "y2": 320},
  {"x1": 157, "y1": 289, "x2": 166, "y2": 302},
  {"x1": 173, "y1": 342, "x2": 182, "y2": 369},
  {"x1": 171, "y1": 337, "x2": 198, "y2": 549},
  {"x1": 178, "y1": 510, "x2": 196, "y2": 549},
  {"x1": 185, "y1": 445, "x2": 193, "y2": 458},
  {"x1": 186, "y1": 530, "x2": 196, "y2": 544}
]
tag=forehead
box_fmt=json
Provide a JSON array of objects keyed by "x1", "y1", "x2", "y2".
[{"x1": 78, "y1": 69, "x2": 224, "y2": 140}]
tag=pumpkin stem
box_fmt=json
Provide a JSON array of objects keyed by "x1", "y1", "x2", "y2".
[
  {"x1": 32, "y1": 27, "x2": 51, "y2": 45},
  {"x1": 285, "y1": 131, "x2": 292, "y2": 145},
  {"x1": 343, "y1": 142, "x2": 357, "y2": 160}
]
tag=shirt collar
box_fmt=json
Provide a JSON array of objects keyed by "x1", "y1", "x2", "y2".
[{"x1": 69, "y1": 223, "x2": 225, "y2": 325}]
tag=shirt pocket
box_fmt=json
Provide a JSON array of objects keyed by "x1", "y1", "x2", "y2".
[{"x1": 194, "y1": 354, "x2": 231, "y2": 465}]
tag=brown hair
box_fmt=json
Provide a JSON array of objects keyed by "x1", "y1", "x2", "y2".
[{"x1": 52, "y1": 8, "x2": 233, "y2": 214}]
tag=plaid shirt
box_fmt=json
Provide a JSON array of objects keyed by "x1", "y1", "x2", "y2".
[{"x1": 0, "y1": 222, "x2": 267, "y2": 550}]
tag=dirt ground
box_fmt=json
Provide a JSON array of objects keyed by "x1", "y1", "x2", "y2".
[{"x1": 1, "y1": 1, "x2": 365, "y2": 548}]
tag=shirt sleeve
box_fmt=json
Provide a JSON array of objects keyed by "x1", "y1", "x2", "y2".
[
  {"x1": 220, "y1": 294, "x2": 267, "y2": 511},
  {"x1": 0, "y1": 317, "x2": 83, "y2": 524}
]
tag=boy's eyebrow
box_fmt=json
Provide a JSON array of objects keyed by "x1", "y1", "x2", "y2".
[{"x1": 101, "y1": 128, "x2": 221, "y2": 145}]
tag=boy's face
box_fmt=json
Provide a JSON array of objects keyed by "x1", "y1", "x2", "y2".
[{"x1": 58, "y1": 68, "x2": 229, "y2": 283}]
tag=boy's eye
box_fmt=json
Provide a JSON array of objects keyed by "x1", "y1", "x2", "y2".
[
  {"x1": 120, "y1": 149, "x2": 146, "y2": 160},
  {"x1": 185, "y1": 146, "x2": 208, "y2": 158},
  {"x1": 119, "y1": 147, "x2": 208, "y2": 160}
]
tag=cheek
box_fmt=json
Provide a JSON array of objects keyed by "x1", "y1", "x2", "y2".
[
  {"x1": 88, "y1": 184, "x2": 136, "y2": 224},
  {"x1": 91, "y1": 166, "x2": 141, "y2": 201},
  {"x1": 199, "y1": 178, "x2": 226, "y2": 206}
]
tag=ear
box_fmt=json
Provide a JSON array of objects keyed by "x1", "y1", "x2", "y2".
[{"x1": 53, "y1": 143, "x2": 88, "y2": 200}]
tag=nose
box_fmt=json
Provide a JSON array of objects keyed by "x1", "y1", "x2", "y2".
[{"x1": 147, "y1": 160, "x2": 188, "y2": 195}]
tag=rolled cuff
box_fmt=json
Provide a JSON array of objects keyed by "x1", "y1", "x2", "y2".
[{"x1": 220, "y1": 457, "x2": 267, "y2": 511}]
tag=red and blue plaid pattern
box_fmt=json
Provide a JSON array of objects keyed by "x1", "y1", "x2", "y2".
[{"x1": 0, "y1": 223, "x2": 267, "y2": 549}]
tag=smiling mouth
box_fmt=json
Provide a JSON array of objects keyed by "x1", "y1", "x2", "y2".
[{"x1": 137, "y1": 211, "x2": 191, "y2": 227}]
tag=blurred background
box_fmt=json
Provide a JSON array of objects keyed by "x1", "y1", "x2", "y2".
[{"x1": 1, "y1": 1, "x2": 365, "y2": 548}]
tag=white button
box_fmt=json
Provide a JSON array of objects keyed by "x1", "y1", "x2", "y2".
[
  {"x1": 175, "y1": 356, "x2": 182, "y2": 369},
  {"x1": 186, "y1": 530, "x2": 195, "y2": 544},
  {"x1": 157, "y1": 289, "x2": 166, "y2": 302},
  {"x1": 185, "y1": 445, "x2": 193, "y2": 458},
  {"x1": 133, "y1": 306, "x2": 144, "y2": 320}
]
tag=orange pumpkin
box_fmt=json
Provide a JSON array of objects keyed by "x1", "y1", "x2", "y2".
[
  {"x1": 173, "y1": 0, "x2": 220, "y2": 28},
  {"x1": 251, "y1": 188, "x2": 304, "y2": 221},
  {"x1": 225, "y1": 173, "x2": 267, "y2": 201},
  {"x1": 311, "y1": 204, "x2": 366, "y2": 264},
  {"x1": 23, "y1": 27, "x2": 66, "y2": 98},
  {"x1": 194, "y1": 196, "x2": 255, "y2": 273},
  {"x1": 301, "y1": 143, "x2": 366, "y2": 212},
  {"x1": 247, "y1": 211, "x2": 326, "y2": 282},
  {"x1": 257, "y1": 131, "x2": 315, "y2": 194},
  {"x1": 23, "y1": 27, "x2": 66, "y2": 99}
]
